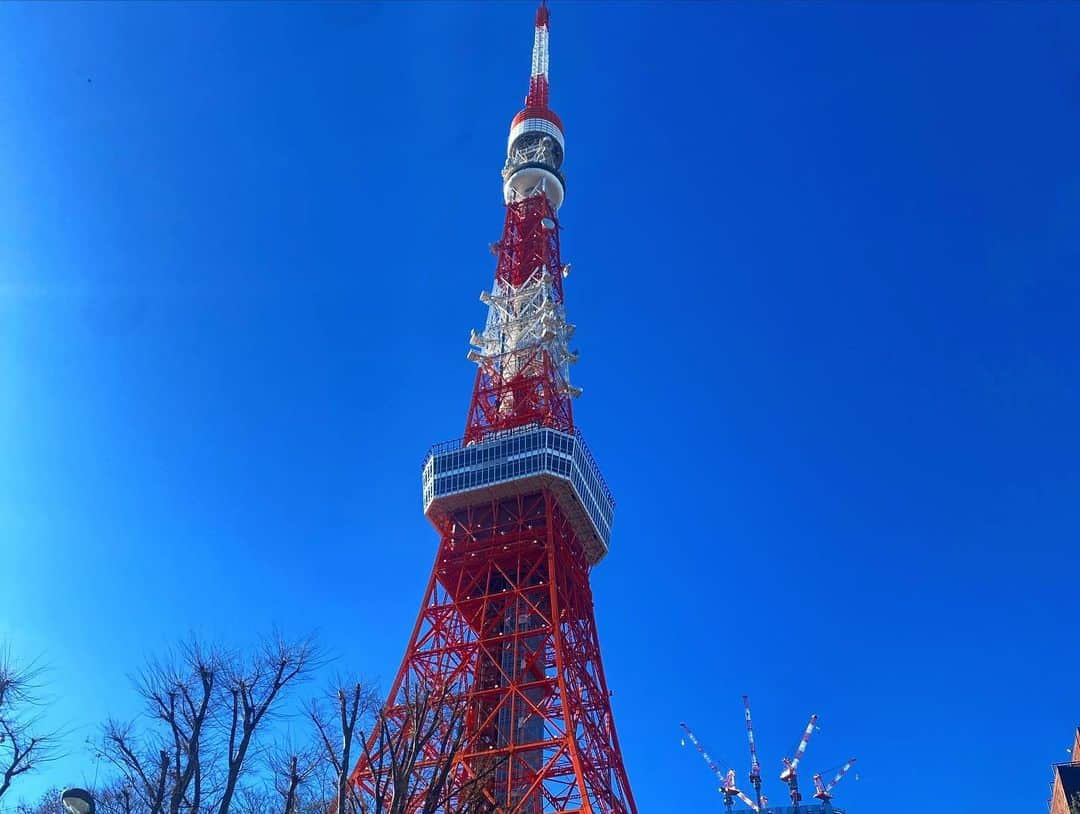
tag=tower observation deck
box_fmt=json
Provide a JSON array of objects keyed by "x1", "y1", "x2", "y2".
[{"x1": 349, "y1": 4, "x2": 637, "y2": 814}]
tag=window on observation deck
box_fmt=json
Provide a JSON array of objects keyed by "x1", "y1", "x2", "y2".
[{"x1": 421, "y1": 426, "x2": 614, "y2": 553}]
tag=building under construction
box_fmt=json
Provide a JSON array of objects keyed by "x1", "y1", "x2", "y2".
[{"x1": 680, "y1": 697, "x2": 857, "y2": 814}]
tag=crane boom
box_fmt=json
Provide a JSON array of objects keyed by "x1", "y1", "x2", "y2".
[
  {"x1": 742, "y1": 696, "x2": 765, "y2": 810},
  {"x1": 742, "y1": 696, "x2": 761, "y2": 780},
  {"x1": 680, "y1": 722, "x2": 760, "y2": 812},
  {"x1": 780, "y1": 714, "x2": 818, "y2": 779},
  {"x1": 791, "y1": 714, "x2": 818, "y2": 771},
  {"x1": 735, "y1": 790, "x2": 760, "y2": 812},
  {"x1": 679, "y1": 722, "x2": 726, "y2": 790},
  {"x1": 812, "y1": 758, "x2": 857, "y2": 801},
  {"x1": 827, "y1": 758, "x2": 857, "y2": 792}
]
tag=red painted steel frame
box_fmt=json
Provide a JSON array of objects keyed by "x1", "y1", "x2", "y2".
[
  {"x1": 350, "y1": 6, "x2": 634, "y2": 808},
  {"x1": 349, "y1": 490, "x2": 636, "y2": 814},
  {"x1": 463, "y1": 196, "x2": 573, "y2": 446}
]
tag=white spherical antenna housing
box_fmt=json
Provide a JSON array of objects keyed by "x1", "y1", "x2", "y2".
[{"x1": 504, "y1": 167, "x2": 564, "y2": 210}]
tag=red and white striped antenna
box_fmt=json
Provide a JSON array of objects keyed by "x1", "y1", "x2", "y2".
[{"x1": 526, "y1": 1, "x2": 551, "y2": 109}]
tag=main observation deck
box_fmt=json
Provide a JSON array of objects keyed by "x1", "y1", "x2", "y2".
[{"x1": 422, "y1": 425, "x2": 614, "y2": 564}]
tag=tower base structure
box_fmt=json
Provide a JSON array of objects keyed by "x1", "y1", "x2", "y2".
[{"x1": 351, "y1": 429, "x2": 634, "y2": 814}]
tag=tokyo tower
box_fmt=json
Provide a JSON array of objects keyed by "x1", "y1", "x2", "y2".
[{"x1": 350, "y1": 5, "x2": 637, "y2": 813}]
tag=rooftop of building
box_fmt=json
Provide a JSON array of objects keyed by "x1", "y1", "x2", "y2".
[{"x1": 1055, "y1": 760, "x2": 1080, "y2": 802}]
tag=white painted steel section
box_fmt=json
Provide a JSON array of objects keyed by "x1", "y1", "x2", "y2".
[
  {"x1": 503, "y1": 166, "x2": 564, "y2": 209},
  {"x1": 467, "y1": 262, "x2": 579, "y2": 416},
  {"x1": 531, "y1": 23, "x2": 549, "y2": 80}
]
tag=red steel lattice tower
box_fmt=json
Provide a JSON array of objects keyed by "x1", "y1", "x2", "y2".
[{"x1": 349, "y1": 4, "x2": 637, "y2": 813}]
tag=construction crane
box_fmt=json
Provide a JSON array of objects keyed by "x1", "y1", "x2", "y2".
[
  {"x1": 684, "y1": 698, "x2": 856, "y2": 813},
  {"x1": 812, "y1": 758, "x2": 857, "y2": 804},
  {"x1": 742, "y1": 696, "x2": 765, "y2": 810},
  {"x1": 680, "y1": 722, "x2": 760, "y2": 813},
  {"x1": 779, "y1": 713, "x2": 818, "y2": 807}
]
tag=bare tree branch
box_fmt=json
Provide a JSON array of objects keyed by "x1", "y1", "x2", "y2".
[
  {"x1": 308, "y1": 678, "x2": 377, "y2": 814},
  {"x1": 267, "y1": 743, "x2": 320, "y2": 814},
  {"x1": 348, "y1": 682, "x2": 499, "y2": 814},
  {"x1": 84, "y1": 634, "x2": 502, "y2": 814},
  {"x1": 0, "y1": 645, "x2": 61, "y2": 803},
  {"x1": 216, "y1": 633, "x2": 321, "y2": 814},
  {"x1": 99, "y1": 719, "x2": 171, "y2": 814}
]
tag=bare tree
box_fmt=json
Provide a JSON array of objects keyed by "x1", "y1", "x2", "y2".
[
  {"x1": 308, "y1": 679, "x2": 377, "y2": 814},
  {"x1": 98, "y1": 638, "x2": 220, "y2": 814},
  {"x1": 216, "y1": 634, "x2": 320, "y2": 814},
  {"x1": 95, "y1": 780, "x2": 140, "y2": 814},
  {"x1": 99, "y1": 719, "x2": 172, "y2": 814},
  {"x1": 97, "y1": 633, "x2": 320, "y2": 814},
  {"x1": 225, "y1": 785, "x2": 270, "y2": 814},
  {"x1": 12, "y1": 782, "x2": 141, "y2": 814},
  {"x1": 40, "y1": 634, "x2": 507, "y2": 814},
  {"x1": 144, "y1": 639, "x2": 218, "y2": 814},
  {"x1": 0, "y1": 646, "x2": 60, "y2": 803},
  {"x1": 12, "y1": 785, "x2": 59, "y2": 814},
  {"x1": 266, "y1": 744, "x2": 320, "y2": 814},
  {"x1": 348, "y1": 684, "x2": 498, "y2": 814},
  {"x1": 210, "y1": 674, "x2": 492, "y2": 814}
]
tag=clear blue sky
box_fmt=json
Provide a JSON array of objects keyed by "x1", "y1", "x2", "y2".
[{"x1": 2, "y1": 1, "x2": 1078, "y2": 811}]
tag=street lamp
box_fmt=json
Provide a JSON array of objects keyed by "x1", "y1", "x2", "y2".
[{"x1": 60, "y1": 788, "x2": 95, "y2": 814}]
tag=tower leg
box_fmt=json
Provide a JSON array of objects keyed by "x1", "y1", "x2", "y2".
[{"x1": 350, "y1": 491, "x2": 636, "y2": 814}]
